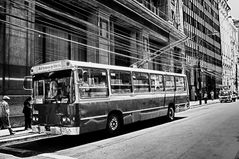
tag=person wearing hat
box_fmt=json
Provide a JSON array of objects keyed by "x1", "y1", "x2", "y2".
[{"x1": 0, "y1": 96, "x2": 15, "y2": 135}]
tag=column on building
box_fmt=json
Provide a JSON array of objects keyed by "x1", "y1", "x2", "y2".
[
  {"x1": 98, "y1": 10, "x2": 110, "y2": 64},
  {"x1": 0, "y1": 0, "x2": 6, "y2": 96},
  {"x1": 4, "y1": 0, "x2": 35, "y2": 95},
  {"x1": 129, "y1": 31, "x2": 138, "y2": 66},
  {"x1": 87, "y1": 9, "x2": 98, "y2": 63}
]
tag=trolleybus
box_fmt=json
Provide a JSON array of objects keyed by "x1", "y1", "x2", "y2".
[{"x1": 24, "y1": 60, "x2": 189, "y2": 135}]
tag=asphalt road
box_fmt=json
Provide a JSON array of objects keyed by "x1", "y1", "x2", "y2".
[{"x1": 1, "y1": 101, "x2": 239, "y2": 159}]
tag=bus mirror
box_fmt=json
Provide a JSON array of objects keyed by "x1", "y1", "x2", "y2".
[{"x1": 23, "y1": 76, "x2": 32, "y2": 90}]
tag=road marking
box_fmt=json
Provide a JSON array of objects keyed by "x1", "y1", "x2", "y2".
[{"x1": 39, "y1": 153, "x2": 77, "y2": 159}]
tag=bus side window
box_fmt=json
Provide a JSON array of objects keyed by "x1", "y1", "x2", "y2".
[
  {"x1": 78, "y1": 68, "x2": 108, "y2": 98},
  {"x1": 164, "y1": 75, "x2": 175, "y2": 91},
  {"x1": 110, "y1": 70, "x2": 132, "y2": 94},
  {"x1": 150, "y1": 74, "x2": 164, "y2": 92},
  {"x1": 133, "y1": 72, "x2": 150, "y2": 93},
  {"x1": 175, "y1": 76, "x2": 185, "y2": 92}
]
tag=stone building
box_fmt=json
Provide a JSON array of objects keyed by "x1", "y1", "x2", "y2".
[
  {"x1": 233, "y1": 19, "x2": 239, "y2": 93},
  {"x1": 0, "y1": 0, "x2": 185, "y2": 122},
  {"x1": 219, "y1": 0, "x2": 238, "y2": 92}
]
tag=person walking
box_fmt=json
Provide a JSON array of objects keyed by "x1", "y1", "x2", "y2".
[
  {"x1": 0, "y1": 96, "x2": 15, "y2": 135},
  {"x1": 210, "y1": 91, "x2": 214, "y2": 101},
  {"x1": 23, "y1": 97, "x2": 33, "y2": 130},
  {"x1": 204, "y1": 92, "x2": 208, "y2": 104}
]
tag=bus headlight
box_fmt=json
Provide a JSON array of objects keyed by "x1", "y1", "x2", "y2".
[
  {"x1": 33, "y1": 116, "x2": 39, "y2": 122},
  {"x1": 61, "y1": 116, "x2": 72, "y2": 125}
]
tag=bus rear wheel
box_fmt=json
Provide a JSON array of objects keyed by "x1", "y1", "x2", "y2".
[
  {"x1": 107, "y1": 114, "x2": 122, "y2": 135},
  {"x1": 167, "y1": 106, "x2": 175, "y2": 121}
]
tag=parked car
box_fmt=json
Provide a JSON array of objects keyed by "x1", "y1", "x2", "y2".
[
  {"x1": 232, "y1": 92, "x2": 237, "y2": 102},
  {"x1": 219, "y1": 90, "x2": 232, "y2": 103}
]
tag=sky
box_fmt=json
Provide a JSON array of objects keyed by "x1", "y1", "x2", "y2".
[{"x1": 228, "y1": 0, "x2": 239, "y2": 19}]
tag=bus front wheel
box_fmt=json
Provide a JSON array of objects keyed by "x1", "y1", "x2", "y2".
[
  {"x1": 167, "y1": 106, "x2": 175, "y2": 121},
  {"x1": 107, "y1": 114, "x2": 122, "y2": 135}
]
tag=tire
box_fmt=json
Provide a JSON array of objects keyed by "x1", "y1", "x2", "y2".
[
  {"x1": 107, "y1": 114, "x2": 122, "y2": 135},
  {"x1": 167, "y1": 106, "x2": 175, "y2": 122}
]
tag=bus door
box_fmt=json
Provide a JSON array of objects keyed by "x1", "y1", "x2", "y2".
[
  {"x1": 150, "y1": 74, "x2": 165, "y2": 109},
  {"x1": 164, "y1": 75, "x2": 175, "y2": 112},
  {"x1": 175, "y1": 76, "x2": 187, "y2": 111}
]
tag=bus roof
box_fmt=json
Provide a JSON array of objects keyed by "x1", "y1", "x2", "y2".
[{"x1": 31, "y1": 60, "x2": 186, "y2": 77}]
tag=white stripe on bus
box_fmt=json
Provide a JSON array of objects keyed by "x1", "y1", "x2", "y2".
[
  {"x1": 0, "y1": 77, "x2": 25, "y2": 81},
  {"x1": 78, "y1": 93, "x2": 187, "y2": 104}
]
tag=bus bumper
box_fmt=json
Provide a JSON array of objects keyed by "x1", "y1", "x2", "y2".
[
  {"x1": 32, "y1": 125, "x2": 80, "y2": 135},
  {"x1": 175, "y1": 103, "x2": 190, "y2": 113}
]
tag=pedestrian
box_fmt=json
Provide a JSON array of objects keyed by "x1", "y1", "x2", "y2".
[
  {"x1": 210, "y1": 91, "x2": 214, "y2": 100},
  {"x1": 204, "y1": 92, "x2": 208, "y2": 104},
  {"x1": 0, "y1": 96, "x2": 15, "y2": 135},
  {"x1": 23, "y1": 97, "x2": 33, "y2": 130},
  {"x1": 195, "y1": 92, "x2": 197, "y2": 101}
]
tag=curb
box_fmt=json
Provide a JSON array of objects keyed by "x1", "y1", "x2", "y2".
[
  {"x1": 0, "y1": 132, "x2": 48, "y2": 146},
  {"x1": 0, "y1": 146, "x2": 38, "y2": 157},
  {"x1": 190, "y1": 101, "x2": 219, "y2": 109}
]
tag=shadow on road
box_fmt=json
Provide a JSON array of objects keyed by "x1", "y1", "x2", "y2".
[{"x1": 0, "y1": 116, "x2": 186, "y2": 157}]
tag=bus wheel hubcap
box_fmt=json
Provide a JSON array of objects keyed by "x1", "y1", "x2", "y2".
[
  {"x1": 110, "y1": 117, "x2": 118, "y2": 130},
  {"x1": 169, "y1": 108, "x2": 174, "y2": 119}
]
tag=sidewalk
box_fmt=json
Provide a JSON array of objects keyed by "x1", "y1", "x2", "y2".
[{"x1": 0, "y1": 127, "x2": 48, "y2": 146}]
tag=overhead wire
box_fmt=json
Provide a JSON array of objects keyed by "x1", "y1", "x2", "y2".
[
  {"x1": 1, "y1": 0, "x2": 218, "y2": 73},
  {"x1": 6, "y1": 0, "x2": 186, "y2": 62}
]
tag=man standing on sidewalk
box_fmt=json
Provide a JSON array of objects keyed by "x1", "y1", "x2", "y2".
[{"x1": 0, "y1": 96, "x2": 15, "y2": 135}]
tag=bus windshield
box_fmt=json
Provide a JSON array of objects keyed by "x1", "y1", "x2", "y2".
[{"x1": 33, "y1": 69, "x2": 75, "y2": 104}]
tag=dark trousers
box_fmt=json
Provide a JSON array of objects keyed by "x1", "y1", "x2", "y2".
[
  {"x1": 24, "y1": 117, "x2": 32, "y2": 129},
  {"x1": 204, "y1": 98, "x2": 207, "y2": 104}
]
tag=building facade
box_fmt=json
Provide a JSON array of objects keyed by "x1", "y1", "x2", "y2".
[
  {"x1": 218, "y1": 0, "x2": 238, "y2": 92},
  {"x1": 183, "y1": 0, "x2": 222, "y2": 100},
  {"x1": 233, "y1": 19, "x2": 239, "y2": 93},
  {"x1": 0, "y1": 0, "x2": 185, "y2": 107}
]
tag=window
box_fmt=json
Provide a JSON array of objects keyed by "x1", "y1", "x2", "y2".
[
  {"x1": 164, "y1": 75, "x2": 175, "y2": 91},
  {"x1": 99, "y1": 18, "x2": 109, "y2": 38},
  {"x1": 78, "y1": 68, "x2": 108, "y2": 98},
  {"x1": 110, "y1": 70, "x2": 132, "y2": 94},
  {"x1": 133, "y1": 72, "x2": 150, "y2": 93},
  {"x1": 150, "y1": 74, "x2": 164, "y2": 92},
  {"x1": 175, "y1": 77, "x2": 185, "y2": 91},
  {"x1": 34, "y1": 80, "x2": 44, "y2": 97}
]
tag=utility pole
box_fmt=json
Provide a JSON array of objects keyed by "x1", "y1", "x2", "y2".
[
  {"x1": 236, "y1": 64, "x2": 238, "y2": 93},
  {"x1": 198, "y1": 45, "x2": 202, "y2": 105}
]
